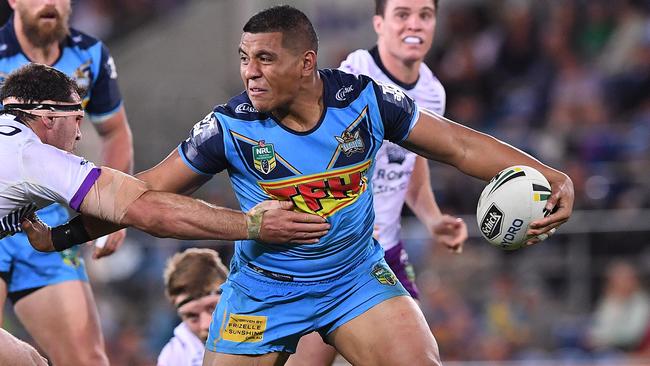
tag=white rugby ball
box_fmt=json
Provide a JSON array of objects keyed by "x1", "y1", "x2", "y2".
[{"x1": 476, "y1": 166, "x2": 551, "y2": 250}]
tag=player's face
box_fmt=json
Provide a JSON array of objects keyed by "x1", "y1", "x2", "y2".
[
  {"x1": 46, "y1": 93, "x2": 83, "y2": 152},
  {"x1": 11, "y1": 0, "x2": 71, "y2": 48},
  {"x1": 239, "y1": 32, "x2": 304, "y2": 113},
  {"x1": 374, "y1": 0, "x2": 437, "y2": 64},
  {"x1": 175, "y1": 292, "x2": 221, "y2": 342}
]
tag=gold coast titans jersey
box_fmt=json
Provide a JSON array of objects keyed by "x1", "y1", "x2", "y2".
[{"x1": 179, "y1": 69, "x2": 420, "y2": 281}]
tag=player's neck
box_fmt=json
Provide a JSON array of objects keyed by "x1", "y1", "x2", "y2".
[
  {"x1": 377, "y1": 45, "x2": 421, "y2": 85},
  {"x1": 273, "y1": 74, "x2": 324, "y2": 132},
  {"x1": 13, "y1": 21, "x2": 61, "y2": 65}
]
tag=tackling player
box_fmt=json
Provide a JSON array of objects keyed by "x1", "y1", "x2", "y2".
[
  {"x1": 289, "y1": 1, "x2": 468, "y2": 363},
  {"x1": 128, "y1": 5, "x2": 572, "y2": 366},
  {"x1": 0, "y1": 1, "x2": 133, "y2": 365},
  {"x1": 158, "y1": 249, "x2": 229, "y2": 366}
]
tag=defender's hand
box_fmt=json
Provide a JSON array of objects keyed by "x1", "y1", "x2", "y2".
[
  {"x1": 20, "y1": 214, "x2": 54, "y2": 252},
  {"x1": 431, "y1": 215, "x2": 468, "y2": 254},
  {"x1": 247, "y1": 200, "x2": 330, "y2": 243},
  {"x1": 92, "y1": 229, "x2": 127, "y2": 259}
]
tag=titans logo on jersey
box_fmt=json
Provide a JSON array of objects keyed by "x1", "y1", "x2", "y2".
[
  {"x1": 179, "y1": 68, "x2": 420, "y2": 281},
  {"x1": 0, "y1": 16, "x2": 122, "y2": 122}
]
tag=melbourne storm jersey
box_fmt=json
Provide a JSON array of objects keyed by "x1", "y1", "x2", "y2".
[
  {"x1": 0, "y1": 115, "x2": 100, "y2": 239},
  {"x1": 179, "y1": 69, "x2": 420, "y2": 281},
  {"x1": 0, "y1": 16, "x2": 122, "y2": 122},
  {"x1": 340, "y1": 47, "x2": 446, "y2": 251}
]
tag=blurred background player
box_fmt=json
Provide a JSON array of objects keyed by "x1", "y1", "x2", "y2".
[
  {"x1": 0, "y1": 0, "x2": 133, "y2": 365},
  {"x1": 158, "y1": 249, "x2": 229, "y2": 366},
  {"x1": 289, "y1": 1, "x2": 468, "y2": 364}
]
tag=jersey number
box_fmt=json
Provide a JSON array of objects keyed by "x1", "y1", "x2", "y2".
[{"x1": 0, "y1": 125, "x2": 21, "y2": 136}]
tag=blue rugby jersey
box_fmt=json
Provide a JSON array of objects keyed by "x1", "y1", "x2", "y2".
[
  {"x1": 0, "y1": 16, "x2": 122, "y2": 122},
  {"x1": 179, "y1": 69, "x2": 420, "y2": 281}
]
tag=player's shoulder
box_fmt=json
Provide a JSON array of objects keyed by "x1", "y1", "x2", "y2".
[
  {"x1": 340, "y1": 48, "x2": 374, "y2": 71},
  {"x1": 320, "y1": 68, "x2": 376, "y2": 107},
  {"x1": 0, "y1": 19, "x2": 22, "y2": 58},
  {"x1": 67, "y1": 28, "x2": 103, "y2": 51},
  {"x1": 417, "y1": 64, "x2": 445, "y2": 93},
  {"x1": 214, "y1": 92, "x2": 268, "y2": 122}
]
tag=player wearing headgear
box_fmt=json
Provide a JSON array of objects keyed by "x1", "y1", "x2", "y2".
[{"x1": 0, "y1": 0, "x2": 132, "y2": 364}]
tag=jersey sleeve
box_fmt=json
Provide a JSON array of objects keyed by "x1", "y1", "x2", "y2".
[
  {"x1": 21, "y1": 141, "x2": 100, "y2": 211},
  {"x1": 178, "y1": 112, "x2": 228, "y2": 175},
  {"x1": 370, "y1": 78, "x2": 420, "y2": 143},
  {"x1": 85, "y1": 43, "x2": 123, "y2": 122}
]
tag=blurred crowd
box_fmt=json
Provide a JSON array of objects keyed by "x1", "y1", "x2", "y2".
[
  {"x1": 427, "y1": 0, "x2": 650, "y2": 214},
  {"x1": 2, "y1": 0, "x2": 650, "y2": 364}
]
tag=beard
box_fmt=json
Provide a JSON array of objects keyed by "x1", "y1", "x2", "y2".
[{"x1": 19, "y1": 6, "x2": 70, "y2": 49}]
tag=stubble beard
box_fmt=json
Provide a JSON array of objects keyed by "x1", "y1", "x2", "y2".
[{"x1": 19, "y1": 7, "x2": 70, "y2": 50}]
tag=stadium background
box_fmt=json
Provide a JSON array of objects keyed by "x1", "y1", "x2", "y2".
[{"x1": 2, "y1": 0, "x2": 650, "y2": 364}]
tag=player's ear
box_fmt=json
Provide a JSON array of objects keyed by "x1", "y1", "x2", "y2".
[
  {"x1": 301, "y1": 50, "x2": 317, "y2": 76},
  {"x1": 372, "y1": 15, "x2": 383, "y2": 35},
  {"x1": 40, "y1": 116, "x2": 56, "y2": 129},
  {"x1": 6, "y1": 0, "x2": 17, "y2": 10}
]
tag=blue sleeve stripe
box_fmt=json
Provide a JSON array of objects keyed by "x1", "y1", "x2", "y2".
[
  {"x1": 86, "y1": 101, "x2": 122, "y2": 123},
  {"x1": 177, "y1": 145, "x2": 214, "y2": 176},
  {"x1": 397, "y1": 103, "x2": 420, "y2": 143}
]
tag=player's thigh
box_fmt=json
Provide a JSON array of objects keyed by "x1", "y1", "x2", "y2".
[
  {"x1": 14, "y1": 280, "x2": 108, "y2": 366},
  {"x1": 286, "y1": 332, "x2": 337, "y2": 366},
  {"x1": 203, "y1": 349, "x2": 290, "y2": 366},
  {"x1": 328, "y1": 295, "x2": 441, "y2": 366}
]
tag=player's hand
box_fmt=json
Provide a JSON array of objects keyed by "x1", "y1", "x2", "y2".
[
  {"x1": 20, "y1": 214, "x2": 55, "y2": 252},
  {"x1": 92, "y1": 229, "x2": 127, "y2": 260},
  {"x1": 431, "y1": 215, "x2": 467, "y2": 254},
  {"x1": 248, "y1": 200, "x2": 330, "y2": 243},
  {"x1": 527, "y1": 172, "x2": 574, "y2": 246}
]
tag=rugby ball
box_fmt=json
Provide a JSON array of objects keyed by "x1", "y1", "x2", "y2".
[{"x1": 476, "y1": 166, "x2": 551, "y2": 250}]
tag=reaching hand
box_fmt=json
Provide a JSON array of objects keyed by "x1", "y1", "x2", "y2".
[
  {"x1": 431, "y1": 215, "x2": 468, "y2": 254},
  {"x1": 92, "y1": 229, "x2": 127, "y2": 259},
  {"x1": 247, "y1": 200, "x2": 330, "y2": 244},
  {"x1": 20, "y1": 214, "x2": 54, "y2": 252}
]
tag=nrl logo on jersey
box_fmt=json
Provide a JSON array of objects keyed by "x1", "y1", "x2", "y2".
[
  {"x1": 235, "y1": 103, "x2": 258, "y2": 114},
  {"x1": 335, "y1": 85, "x2": 354, "y2": 101},
  {"x1": 371, "y1": 263, "x2": 397, "y2": 286},
  {"x1": 252, "y1": 140, "x2": 276, "y2": 174},
  {"x1": 335, "y1": 130, "x2": 364, "y2": 157}
]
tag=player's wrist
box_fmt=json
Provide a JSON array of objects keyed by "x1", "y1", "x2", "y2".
[
  {"x1": 245, "y1": 208, "x2": 264, "y2": 240},
  {"x1": 51, "y1": 215, "x2": 91, "y2": 251}
]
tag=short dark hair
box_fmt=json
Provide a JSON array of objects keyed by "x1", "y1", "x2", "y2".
[
  {"x1": 164, "y1": 248, "x2": 229, "y2": 301},
  {"x1": 0, "y1": 63, "x2": 83, "y2": 104},
  {"x1": 243, "y1": 5, "x2": 318, "y2": 53},
  {"x1": 375, "y1": 0, "x2": 439, "y2": 16}
]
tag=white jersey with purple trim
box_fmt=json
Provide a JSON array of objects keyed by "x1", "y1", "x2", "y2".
[
  {"x1": 157, "y1": 323, "x2": 204, "y2": 366},
  {"x1": 0, "y1": 114, "x2": 99, "y2": 239},
  {"x1": 339, "y1": 47, "x2": 446, "y2": 251}
]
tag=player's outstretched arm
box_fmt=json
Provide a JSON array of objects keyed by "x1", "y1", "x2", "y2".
[
  {"x1": 21, "y1": 170, "x2": 330, "y2": 252},
  {"x1": 405, "y1": 156, "x2": 467, "y2": 253},
  {"x1": 400, "y1": 108, "x2": 574, "y2": 236}
]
